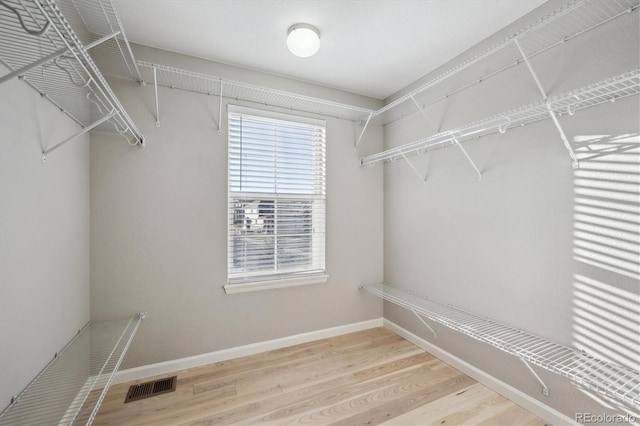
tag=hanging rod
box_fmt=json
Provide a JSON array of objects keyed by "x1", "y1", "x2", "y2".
[
  {"x1": 136, "y1": 61, "x2": 376, "y2": 123},
  {"x1": 0, "y1": 313, "x2": 146, "y2": 426},
  {"x1": 360, "y1": 283, "x2": 640, "y2": 408},
  {"x1": 360, "y1": 70, "x2": 640, "y2": 167}
]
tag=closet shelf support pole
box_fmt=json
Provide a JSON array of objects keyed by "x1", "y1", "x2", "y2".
[
  {"x1": 218, "y1": 79, "x2": 224, "y2": 135},
  {"x1": 153, "y1": 65, "x2": 160, "y2": 127},
  {"x1": 520, "y1": 356, "x2": 549, "y2": 396},
  {"x1": 0, "y1": 47, "x2": 68, "y2": 86},
  {"x1": 412, "y1": 310, "x2": 437, "y2": 338},
  {"x1": 451, "y1": 135, "x2": 482, "y2": 180},
  {"x1": 42, "y1": 110, "x2": 117, "y2": 163},
  {"x1": 513, "y1": 39, "x2": 579, "y2": 168},
  {"x1": 355, "y1": 112, "x2": 373, "y2": 148},
  {"x1": 410, "y1": 95, "x2": 437, "y2": 133},
  {"x1": 84, "y1": 31, "x2": 121, "y2": 50},
  {"x1": 400, "y1": 151, "x2": 427, "y2": 184}
]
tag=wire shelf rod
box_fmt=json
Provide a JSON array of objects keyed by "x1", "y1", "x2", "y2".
[{"x1": 361, "y1": 283, "x2": 640, "y2": 407}]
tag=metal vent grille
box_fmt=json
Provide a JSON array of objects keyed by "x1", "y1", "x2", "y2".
[{"x1": 124, "y1": 376, "x2": 177, "y2": 403}]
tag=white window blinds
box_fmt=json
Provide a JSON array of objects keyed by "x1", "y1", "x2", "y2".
[{"x1": 228, "y1": 105, "x2": 326, "y2": 285}]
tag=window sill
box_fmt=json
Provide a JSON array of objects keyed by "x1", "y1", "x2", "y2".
[{"x1": 224, "y1": 274, "x2": 329, "y2": 294}]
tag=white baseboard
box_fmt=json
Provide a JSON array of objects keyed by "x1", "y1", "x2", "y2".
[
  {"x1": 113, "y1": 318, "x2": 383, "y2": 385},
  {"x1": 383, "y1": 319, "x2": 577, "y2": 426}
]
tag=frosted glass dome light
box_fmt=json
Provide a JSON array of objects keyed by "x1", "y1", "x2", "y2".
[{"x1": 287, "y1": 24, "x2": 320, "y2": 58}]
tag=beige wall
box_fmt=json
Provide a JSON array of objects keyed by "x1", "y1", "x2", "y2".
[
  {"x1": 382, "y1": 2, "x2": 639, "y2": 420},
  {"x1": 0, "y1": 64, "x2": 90, "y2": 409},
  {"x1": 90, "y1": 45, "x2": 385, "y2": 369}
]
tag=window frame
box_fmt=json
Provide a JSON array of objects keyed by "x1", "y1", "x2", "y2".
[{"x1": 224, "y1": 105, "x2": 328, "y2": 294}]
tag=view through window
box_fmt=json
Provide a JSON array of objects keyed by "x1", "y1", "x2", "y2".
[{"x1": 227, "y1": 105, "x2": 326, "y2": 285}]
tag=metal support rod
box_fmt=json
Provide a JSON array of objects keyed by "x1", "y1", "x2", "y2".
[
  {"x1": 513, "y1": 39, "x2": 547, "y2": 98},
  {"x1": 400, "y1": 152, "x2": 427, "y2": 184},
  {"x1": 0, "y1": 47, "x2": 68, "y2": 86},
  {"x1": 520, "y1": 357, "x2": 549, "y2": 396},
  {"x1": 412, "y1": 310, "x2": 437, "y2": 338},
  {"x1": 42, "y1": 110, "x2": 117, "y2": 161},
  {"x1": 451, "y1": 135, "x2": 482, "y2": 180},
  {"x1": 514, "y1": 38, "x2": 579, "y2": 167},
  {"x1": 153, "y1": 66, "x2": 160, "y2": 127},
  {"x1": 218, "y1": 79, "x2": 224, "y2": 135},
  {"x1": 547, "y1": 102, "x2": 579, "y2": 167},
  {"x1": 409, "y1": 95, "x2": 437, "y2": 133},
  {"x1": 83, "y1": 31, "x2": 121, "y2": 51},
  {"x1": 355, "y1": 112, "x2": 373, "y2": 148}
]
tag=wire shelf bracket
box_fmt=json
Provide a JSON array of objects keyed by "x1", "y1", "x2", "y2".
[
  {"x1": 409, "y1": 95, "x2": 438, "y2": 133},
  {"x1": 0, "y1": 313, "x2": 146, "y2": 426},
  {"x1": 513, "y1": 38, "x2": 579, "y2": 168},
  {"x1": 452, "y1": 134, "x2": 482, "y2": 181},
  {"x1": 400, "y1": 151, "x2": 428, "y2": 184},
  {"x1": 520, "y1": 356, "x2": 550, "y2": 397},
  {"x1": 218, "y1": 79, "x2": 224, "y2": 135},
  {"x1": 360, "y1": 283, "x2": 640, "y2": 409},
  {"x1": 42, "y1": 109, "x2": 117, "y2": 163},
  {"x1": 412, "y1": 309, "x2": 437, "y2": 339},
  {"x1": 153, "y1": 64, "x2": 160, "y2": 127},
  {"x1": 355, "y1": 112, "x2": 373, "y2": 148}
]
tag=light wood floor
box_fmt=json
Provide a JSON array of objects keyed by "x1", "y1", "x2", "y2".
[{"x1": 94, "y1": 328, "x2": 547, "y2": 425}]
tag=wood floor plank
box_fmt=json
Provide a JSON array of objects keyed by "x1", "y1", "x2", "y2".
[
  {"x1": 233, "y1": 359, "x2": 451, "y2": 425},
  {"x1": 378, "y1": 382, "x2": 546, "y2": 426},
  {"x1": 94, "y1": 327, "x2": 547, "y2": 426}
]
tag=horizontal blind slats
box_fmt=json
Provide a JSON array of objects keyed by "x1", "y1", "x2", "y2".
[{"x1": 228, "y1": 108, "x2": 326, "y2": 283}]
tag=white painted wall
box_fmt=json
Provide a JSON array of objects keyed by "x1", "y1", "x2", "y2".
[
  {"x1": 0, "y1": 64, "x2": 90, "y2": 410},
  {"x1": 382, "y1": 2, "x2": 639, "y2": 420},
  {"x1": 90, "y1": 45, "x2": 384, "y2": 369}
]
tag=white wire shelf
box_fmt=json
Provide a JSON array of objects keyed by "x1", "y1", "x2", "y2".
[
  {"x1": 372, "y1": 0, "x2": 639, "y2": 126},
  {"x1": 58, "y1": 0, "x2": 141, "y2": 81},
  {"x1": 361, "y1": 283, "x2": 640, "y2": 409},
  {"x1": 0, "y1": 0, "x2": 144, "y2": 149},
  {"x1": 137, "y1": 61, "x2": 376, "y2": 122},
  {"x1": 361, "y1": 70, "x2": 640, "y2": 167},
  {"x1": 0, "y1": 313, "x2": 145, "y2": 426}
]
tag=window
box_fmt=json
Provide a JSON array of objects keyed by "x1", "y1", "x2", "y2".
[{"x1": 226, "y1": 105, "x2": 326, "y2": 292}]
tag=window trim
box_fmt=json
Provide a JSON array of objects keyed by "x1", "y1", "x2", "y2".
[
  {"x1": 223, "y1": 273, "x2": 329, "y2": 294},
  {"x1": 226, "y1": 104, "x2": 327, "y2": 292}
]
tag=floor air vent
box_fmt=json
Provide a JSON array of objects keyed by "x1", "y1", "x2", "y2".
[{"x1": 124, "y1": 376, "x2": 177, "y2": 403}]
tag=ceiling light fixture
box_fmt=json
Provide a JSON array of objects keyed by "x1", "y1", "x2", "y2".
[{"x1": 287, "y1": 24, "x2": 320, "y2": 58}]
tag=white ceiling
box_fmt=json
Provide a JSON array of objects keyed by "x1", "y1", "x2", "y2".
[{"x1": 114, "y1": 0, "x2": 546, "y2": 99}]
